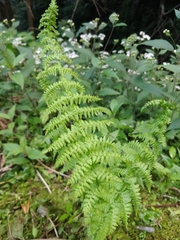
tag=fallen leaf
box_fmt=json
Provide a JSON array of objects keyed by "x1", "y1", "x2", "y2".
[{"x1": 21, "y1": 199, "x2": 31, "y2": 214}]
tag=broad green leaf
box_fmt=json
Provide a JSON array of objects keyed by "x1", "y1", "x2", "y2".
[
  {"x1": 166, "y1": 130, "x2": 178, "y2": 139},
  {"x1": 170, "y1": 164, "x2": 180, "y2": 180},
  {"x1": 169, "y1": 146, "x2": 176, "y2": 159},
  {"x1": 161, "y1": 64, "x2": 180, "y2": 74},
  {"x1": 91, "y1": 56, "x2": 101, "y2": 68},
  {"x1": 17, "y1": 125, "x2": 27, "y2": 131},
  {"x1": 3, "y1": 143, "x2": 23, "y2": 157},
  {"x1": 132, "y1": 76, "x2": 163, "y2": 96},
  {"x1": 102, "y1": 69, "x2": 119, "y2": 79},
  {"x1": 17, "y1": 46, "x2": 34, "y2": 60},
  {"x1": 0, "y1": 129, "x2": 13, "y2": 136},
  {"x1": 60, "y1": 213, "x2": 69, "y2": 221},
  {"x1": 105, "y1": 58, "x2": 126, "y2": 71},
  {"x1": 9, "y1": 71, "x2": 24, "y2": 89},
  {"x1": 110, "y1": 99, "x2": 118, "y2": 113},
  {"x1": 0, "y1": 113, "x2": 10, "y2": 119},
  {"x1": 7, "y1": 157, "x2": 29, "y2": 165},
  {"x1": 98, "y1": 22, "x2": 107, "y2": 30},
  {"x1": 64, "y1": 29, "x2": 74, "y2": 38},
  {"x1": 66, "y1": 202, "x2": 73, "y2": 213},
  {"x1": 83, "y1": 22, "x2": 96, "y2": 30},
  {"x1": 21, "y1": 61, "x2": 35, "y2": 78},
  {"x1": 84, "y1": 66, "x2": 96, "y2": 80},
  {"x1": 168, "y1": 118, "x2": 180, "y2": 130},
  {"x1": 137, "y1": 90, "x2": 149, "y2": 103},
  {"x1": 12, "y1": 20, "x2": 20, "y2": 28},
  {"x1": 137, "y1": 63, "x2": 153, "y2": 73},
  {"x1": 175, "y1": 9, "x2": 180, "y2": 19},
  {"x1": 170, "y1": 174, "x2": 180, "y2": 180},
  {"x1": 26, "y1": 147, "x2": 47, "y2": 160},
  {"x1": 110, "y1": 96, "x2": 130, "y2": 115},
  {"x1": 32, "y1": 227, "x2": 38, "y2": 238},
  {"x1": 115, "y1": 23, "x2": 127, "y2": 27},
  {"x1": 13, "y1": 53, "x2": 27, "y2": 67},
  {"x1": 140, "y1": 39, "x2": 174, "y2": 51},
  {"x1": 8, "y1": 104, "x2": 16, "y2": 120},
  {"x1": 4, "y1": 48, "x2": 15, "y2": 68},
  {"x1": 154, "y1": 162, "x2": 170, "y2": 175},
  {"x1": 8, "y1": 122, "x2": 15, "y2": 132},
  {"x1": 75, "y1": 47, "x2": 93, "y2": 59},
  {"x1": 19, "y1": 136, "x2": 27, "y2": 151},
  {"x1": 98, "y1": 88, "x2": 120, "y2": 96}
]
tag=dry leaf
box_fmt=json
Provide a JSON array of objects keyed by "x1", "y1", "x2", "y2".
[{"x1": 21, "y1": 200, "x2": 30, "y2": 214}]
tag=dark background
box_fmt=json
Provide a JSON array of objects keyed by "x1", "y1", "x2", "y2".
[{"x1": 1, "y1": 0, "x2": 180, "y2": 46}]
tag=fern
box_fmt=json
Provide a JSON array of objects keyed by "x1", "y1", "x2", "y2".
[{"x1": 37, "y1": 1, "x2": 172, "y2": 239}]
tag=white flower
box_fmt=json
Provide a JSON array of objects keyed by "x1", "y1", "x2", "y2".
[
  {"x1": 80, "y1": 33, "x2": 93, "y2": 42},
  {"x1": 144, "y1": 52, "x2": 154, "y2": 59},
  {"x1": 139, "y1": 31, "x2": 150, "y2": 40},
  {"x1": 98, "y1": 33, "x2": 105, "y2": 41},
  {"x1": 126, "y1": 51, "x2": 130, "y2": 57},
  {"x1": 66, "y1": 51, "x2": 79, "y2": 59},
  {"x1": 102, "y1": 64, "x2": 108, "y2": 69},
  {"x1": 12, "y1": 37, "x2": 23, "y2": 47},
  {"x1": 35, "y1": 47, "x2": 42, "y2": 54}
]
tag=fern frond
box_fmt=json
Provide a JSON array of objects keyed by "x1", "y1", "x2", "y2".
[
  {"x1": 44, "y1": 95, "x2": 101, "y2": 115},
  {"x1": 44, "y1": 106, "x2": 111, "y2": 133},
  {"x1": 44, "y1": 80, "x2": 85, "y2": 102},
  {"x1": 37, "y1": 1, "x2": 173, "y2": 239}
]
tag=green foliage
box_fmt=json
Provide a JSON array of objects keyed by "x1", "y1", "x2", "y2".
[
  {"x1": 1, "y1": 1, "x2": 180, "y2": 239},
  {"x1": 37, "y1": 1, "x2": 174, "y2": 239}
]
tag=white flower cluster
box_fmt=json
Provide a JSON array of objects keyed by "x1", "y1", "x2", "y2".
[
  {"x1": 99, "y1": 51, "x2": 109, "y2": 59},
  {"x1": 63, "y1": 46, "x2": 79, "y2": 59},
  {"x1": 137, "y1": 31, "x2": 150, "y2": 41},
  {"x1": 80, "y1": 33, "x2": 95, "y2": 42},
  {"x1": 67, "y1": 19, "x2": 75, "y2": 27},
  {"x1": 144, "y1": 52, "x2": 154, "y2": 59},
  {"x1": 12, "y1": 37, "x2": 26, "y2": 47}
]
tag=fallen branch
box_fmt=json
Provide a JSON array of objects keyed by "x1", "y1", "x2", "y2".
[
  {"x1": 36, "y1": 170, "x2": 52, "y2": 194},
  {"x1": 38, "y1": 160, "x2": 70, "y2": 179}
]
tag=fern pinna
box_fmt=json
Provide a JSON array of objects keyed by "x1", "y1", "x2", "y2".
[{"x1": 37, "y1": 1, "x2": 172, "y2": 239}]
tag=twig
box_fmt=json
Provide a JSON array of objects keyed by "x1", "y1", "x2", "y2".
[
  {"x1": 48, "y1": 217, "x2": 59, "y2": 238},
  {"x1": 23, "y1": 0, "x2": 34, "y2": 18},
  {"x1": 163, "y1": 194, "x2": 180, "y2": 202},
  {"x1": 0, "y1": 164, "x2": 13, "y2": 173},
  {"x1": 92, "y1": 0, "x2": 101, "y2": 17},
  {"x1": 104, "y1": 27, "x2": 114, "y2": 51},
  {"x1": 36, "y1": 170, "x2": 52, "y2": 194},
  {"x1": 71, "y1": 0, "x2": 80, "y2": 20},
  {"x1": 38, "y1": 160, "x2": 70, "y2": 179}
]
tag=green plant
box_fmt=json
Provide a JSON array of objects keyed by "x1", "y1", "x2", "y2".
[{"x1": 37, "y1": 1, "x2": 173, "y2": 239}]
